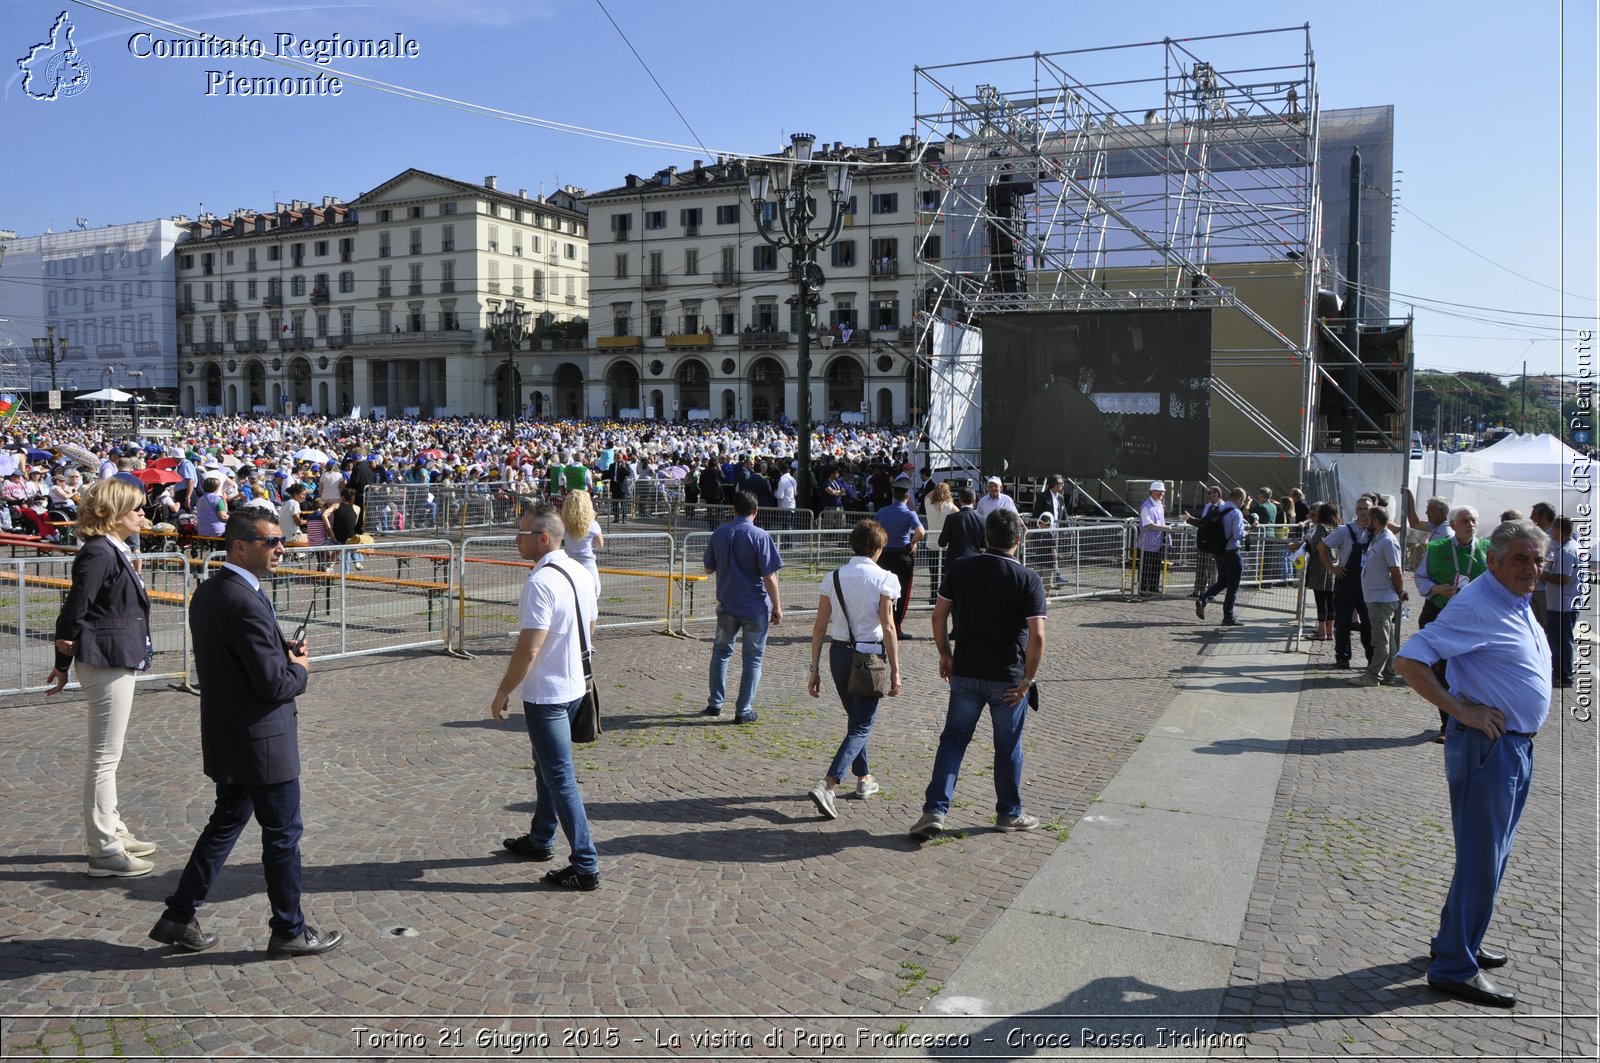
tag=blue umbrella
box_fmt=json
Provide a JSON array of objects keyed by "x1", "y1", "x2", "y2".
[{"x1": 26, "y1": 448, "x2": 52, "y2": 462}]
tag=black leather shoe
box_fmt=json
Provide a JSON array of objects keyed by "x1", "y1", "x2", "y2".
[
  {"x1": 267, "y1": 925, "x2": 344, "y2": 958},
  {"x1": 702, "y1": 704, "x2": 722, "y2": 716},
  {"x1": 502, "y1": 835, "x2": 555, "y2": 861},
  {"x1": 734, "y1": 711, "x2": 758, "y2": 724},
  {"x1": 1427, "y1": 972, "x2": 1515, "y2": 1008},
  {"x1": 149, "y1": 916, "x2": 217, "y2": 953},
  {"x1": 1429, "y1": 945, "x2": 1508, "y2": 969}
]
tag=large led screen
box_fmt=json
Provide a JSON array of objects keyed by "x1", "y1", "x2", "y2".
[{"x1": 981, "y1": 309, "x2": 1212, "y2": 480}]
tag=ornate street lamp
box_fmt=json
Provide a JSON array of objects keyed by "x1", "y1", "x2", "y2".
[
  {"x1": 489, "y1": 301, "x2": 531, "y2": 430},
  {"x1": 31, "y1": 324, "x2": 69, "y2": 394},
  {"x1": 747, "y1": 133, "x2": 852, "y2": 510}
]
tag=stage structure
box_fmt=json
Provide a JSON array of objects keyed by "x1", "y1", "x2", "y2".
[{"x1": 911, "y1": 26, "x2": 1328, "y2": 489}]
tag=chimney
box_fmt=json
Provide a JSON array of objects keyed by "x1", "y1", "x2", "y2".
[
  {"x1": 485, "y1": 175, "x2": 497, "y2": 190},
  {"x1": 693, "y1": 160, "x2": 703, "y2": 173},
  {"x1": 625, "y1": 174, "x2": 640, "y2": 189},
  {"x1": 519, "y1": 188, "x2": 528, "y2": 199},
  {"x1": 867, "y1": 137, "x2": 880, "y2": 149},
  {"x1": 834, "y1": 141, "x2": 843, "y2": 153}
]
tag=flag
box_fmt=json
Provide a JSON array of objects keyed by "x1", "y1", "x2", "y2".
[{"x1": 0, "y1": 395, "x2": 17, "y2": 420}]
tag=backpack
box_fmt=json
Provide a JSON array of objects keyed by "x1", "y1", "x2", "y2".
[{"x1": 1195, "y1": 505, "x2": 1229, "y2": 555}]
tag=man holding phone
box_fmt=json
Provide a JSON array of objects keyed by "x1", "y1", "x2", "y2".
[{"x1": 148, "y1": 509, "x2": 343, "y2": 958}]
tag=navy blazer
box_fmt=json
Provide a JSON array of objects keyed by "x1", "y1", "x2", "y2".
[
  {"x1": 189, "y1": 568, "x2": 306, "y2": 786},
  {"x1": 53, "y1": 535, "x2": 150, "y2": 672},
  {"x1": 938, "y1": 507, "x2": 987, "y2": 568}
]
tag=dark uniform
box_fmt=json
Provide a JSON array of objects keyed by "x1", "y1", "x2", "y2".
[{"x1": 875, "y1": 481, "x2": 924, "y2": 635}]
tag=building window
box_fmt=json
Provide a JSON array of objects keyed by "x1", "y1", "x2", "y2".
[
  {"x1": 487, "y1": 260, "x2": 500, "y2": 293},
  {"x1": 202, "y1": 253, "x2": 214, "y2": 275},
  {"x1": 644, "y1": 210, "x2": 666, "y2": 230},
  {"x1": 316, "y1": 311, "x2": 328, "y2": 338},
  {"x1": 615, "y1": 253, "x2": 629, "y2": 280},
  {"x1": 340, "y1": 309, "x2": 353, "y2": 335},
  {"x1": 315, "y1": 240, "x2": 329, "y2": 256},
  {"x1": 378, "y1": 307, "x2": 392, "y2": 333},
  {"x1": 377, "y1": 208, "x2": 392, "y2": 222},
  {"x1": 830, "y1": 299, "x2": 856, "y2": 330},
  {"x1": 648, "y1": 305, "x2": 665, "y2": 337},
  {"x1": 647, "y1": 251, "x2": 664, "y2": 286},
  {"x1": 831, "y1": 241, "x2": 856, "y2": 268},
  {"x1": 611, "y1": 213, "x2": 632, "y2": 240},
  {"x1": 753, "y1": 302, "x2": 779, "y2": 331},
  {"x1": 246, "y1": 248, "x2": 257, "y2": 272},
  {"x1": 379, "y1": 232, "x2": 391, "y2": 258},
  {"x1": 409, "y1": 263, "x2": 423, "y2": 294},
  {"x1": 488, "y1": 224, "x2": 499, "y2": 253},
  {"x1": 339, "y1": 237, "x2": 354, "y2": 263},
  {"x1": 512, "y1": 231, "x2": 523, "y2": 256},
  {"x1": 291, "y1": 242, "x2": 305, "y2": 267},
  {"x1": 680, "y1": 207, "x2": 702, "y2": 234},
  {"x1": 180, "y1": 254, "x2": 194, "y2": 269},
  {"x1": 716, "y1": 204, "x2": 740, "y2": 225},
  {"x1": 377, "y1": 266, "x2": 391, "y2": 297},
  {"x1": 409, "y1": 228, "x2": 422, "y2": 255},
  {"x1": 564, "y1": 243, "x2": 576, "y2": 259},
  {"x1": 513, "y1": 264, "x2": 524, "y2": 295},
  {"x1": 203, "y1": 281, "x2": 213, "y2": 303},
  {"x1": 871, "y1": 296, "x2": 900, "y2": 329},
  {"x1": 268, "y1": 276, "x2": 282, "y2": 299},
  {"x1": 921, "y1": 234, "x2": 942, "y2": 261},
  {"x1": 684, "y1": 248, "x2": 699, "y2": 275},
  {"x1": 441, "y1": 224, "x2": 454, "y2": 253},
  {"x1": 441, "y1": 201, "x2": 457, "y2": 215},
  {"x1": 752, "y1": 246, "x2": 777, "y2": 272},
  {"x1": 339, "y1": 270, "x2": 354, "y2": 293},
  {"x1": 291, "y1": 275, "x2": 306, "y2": 296},
  {"x1": 247, "y1": 278, "x2": 258, "y2": 300},
  {"x1": 531, "y1": 234, "x2": 541, "y2": 254},
  {"x1": 871, "y1": 192, "x2": 898, "y2": 214},
  {"x1": 409, "y1": 205, "x2": 423, "y2": 219},
  {"x1": 870, "y1": 238, "x2": 899, "y2": 276},
  {"x1": 268, "y1": 245, "x2": 281, "y2": 262},
  {"x1": 440, "y1": 260, "x2": 454, "y2": 291},
  {"x1": 921, "y1": 189, "x2": 941, "y2": 211}
]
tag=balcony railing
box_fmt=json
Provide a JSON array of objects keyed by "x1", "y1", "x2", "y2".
[
  {"x1": 440, "y1": 280, "x2": 455, "y2": 293},
  {"x1": 408, "y1": 283, "x2": 423, "y2": 295},
  {"x1": 278, "y1": 336, "x2": 315, "y2": 351},
  {"x1": 219, "y1": 297, "x2": 239, "y2": 311},
  {"x1": 870, "y1": 258, "x2": 900, "y2": 278},
  {"x1": 350, "y1": 328, "x2": 473, "y2": 346},
  {"x1": 665, "y1": 334, "x2": 712, "y2": 349},
  {"x1": 263, "y1": 294, "x2": 284, "y2": 308},
  {"x1": 325, "y1": 333, "x2": 353, "y2": 349},
  {"x1": 643, "y1": 273, "x2": 668, "y2": 290},
  {"x1": 597, "y1": 335, "x2": 642, "y2": 350},
  {"x1": 237, "y1": 338, "x2": 269, "y2": 353},
  {"x1": 738, "y1": 332, "x2": 789, "y2": 350},
  {"x1": 198, "y1": 341, "x2": 224, "y2": 354},
  {"x1": 565, "y1": 295, "x2": 577, "y2": 305},
  {"x1": 377, "y1": 286, "x2": 392, "y2": 297},
  {"x1": 176, "y1": 300, "x2": 196, "y2": 315},
  {"x1": 310, "y1": 288, "x2": 331, "y2": 305},
  {"x1": 713, "y1": 270, "x2": 739, "y2": 286}
]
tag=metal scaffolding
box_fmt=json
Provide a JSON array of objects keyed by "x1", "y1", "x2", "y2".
[{"x1": 912, "y1": 26, "x2": 1323, "y2": 480}]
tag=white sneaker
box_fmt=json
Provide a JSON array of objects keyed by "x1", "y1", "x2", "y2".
[
  {"x1": 807, "y1": 782, "x2": 838, "y2": 820},
  {"x1": 855, "y1": 776, "x2": 880, "y2": 799},
  {"x1": 115, "y1": 831, "x2": 157, "y2": 857}
]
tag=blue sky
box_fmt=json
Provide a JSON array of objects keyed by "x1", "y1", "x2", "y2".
[{"x1": 3, "y1": 0, "x2": 1594, "y2": 380}]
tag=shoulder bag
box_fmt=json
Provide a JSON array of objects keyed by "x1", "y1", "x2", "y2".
[
  {"x1": 833, "y1": 570, "x2": 891, "y2": 698},
  {"x1": 550, "y1": 563, "x2": 602, "y2": 743}
]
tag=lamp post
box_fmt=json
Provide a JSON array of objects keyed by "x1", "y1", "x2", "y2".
[
  {"x1": 747, "y1": 133, "x2": 852, "y2": 510},
  {"x1": 489, "y1": 301, "x2": 531, "y2": 432},
  {"x1": 31, "y1": 324, "x2": 69, "y2": 395}
]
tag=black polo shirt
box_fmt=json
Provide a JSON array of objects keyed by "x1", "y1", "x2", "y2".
[{"x1": 938, "y1": 549, "x2": 1047, "y2": 682}]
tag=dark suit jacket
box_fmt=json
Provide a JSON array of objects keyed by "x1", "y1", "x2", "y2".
[
  {"x1": 190, "y1": 567, "x2": 306, "y2": 786},
  {"x1": 939, "y1": 507, "x2": 986, "y2": 567},
  {"x1": 54, "y1": 535, "x2": 150, "y2": 672}
]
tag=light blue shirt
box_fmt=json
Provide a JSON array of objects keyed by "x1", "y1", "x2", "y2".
[
  {"x1": 1396, "y1": 570, "x2": 1553, "y2": 733},
  {"x1": 1360, "y1": 528, "x2": 1403, "y2": 603},
  {"x1": 1217, "y1": 502, "x2": 1247, "y2": 552}
]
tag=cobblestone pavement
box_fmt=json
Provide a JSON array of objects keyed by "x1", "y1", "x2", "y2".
[
  {"x1": 1, "y1": 592, "x2": 1193, "y2": 1060},
  {"x1": 3, "y1": 593, "x2": 1594, "y2": 1062},
  {"x1": 1213, "y1": 633, "x2": 1598, "y2": 1061}
]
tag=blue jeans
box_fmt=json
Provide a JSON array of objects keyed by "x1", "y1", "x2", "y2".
[
  {"x1": 1200, "y1": 549, "x2": 1242, "y2": 619},
  {"x1": 164, "y1": 779, "x2": 305, "y2": 937},
  {"x1": 824, "y1": 641, "x2": 882, "y2": 782},
  {"x1": 522, "y1": 697, "x2": 598, "y2": 875},
  {"x1": 708, "y1": 607, "x2": 769, "y2": 715},
  {"x1": 1428, "y1": 720, "x2": 1532, "y2": 982},
  {"x1": 922, "y1": 675, "x2": 1028, "y2": 818}
]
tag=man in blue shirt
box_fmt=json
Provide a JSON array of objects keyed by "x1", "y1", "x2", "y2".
[
  {"x1": 175, "y1": 450, "x2": 199, "y2": 510},
  {"x1": 1195, "y1": 487, "x2": 1248, "y2": 626},
  {"x1": 1394, "y1": 519, "x2": 1552, "y2": 1010},
  {"x1": 702, "y1": 491, "x2": 784, "y2": 724},
  {"x1": 874, "y1": 475, "x2": 925, "y2": 637},
  {"x1": 1353, "y1": 505, "x2": 1408, "y2": 686}
]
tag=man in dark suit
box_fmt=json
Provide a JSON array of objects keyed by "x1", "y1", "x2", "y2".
[
  {"x1": 148, "y1": 509, "x2": 343, "y2": 958},
  {"x1": 938, "y1": 487, "x2": 986, "y2": 568}
]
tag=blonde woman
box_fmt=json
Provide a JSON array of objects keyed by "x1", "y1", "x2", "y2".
[
  {"x1": 922, "y1": 481, "x2": 957, "y2": 605},
  {"x1": 561, "y1": 489, "x2": 605, "y2": 592},
  {"x1": 44, "y1": 478, "x2": 158, "y2": 878}
]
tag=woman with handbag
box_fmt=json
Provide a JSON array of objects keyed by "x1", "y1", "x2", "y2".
[
  {"x1": 42, "y1": 478, "x2": 158, "y2": 878},
  {"x1": 804, "y1": 519, "x2": 901, "y2": 819}
]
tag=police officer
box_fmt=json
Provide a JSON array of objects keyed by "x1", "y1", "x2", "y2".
[{"x1": 874, "y1": 474, "x2": 925, "y2": 637}]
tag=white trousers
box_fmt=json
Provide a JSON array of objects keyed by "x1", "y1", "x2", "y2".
[{"x1": 77, "y1": 661, "x2": 137, "y2": 857}]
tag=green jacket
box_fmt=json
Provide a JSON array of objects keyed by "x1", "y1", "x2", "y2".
[{"x1": 1422, "y1": 535, "x2": 1488, "y2": 610}]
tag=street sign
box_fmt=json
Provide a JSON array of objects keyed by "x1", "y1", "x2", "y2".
[
  {"x1": 48, "y1": 390, "x2": 61, "y2": 411},
  {"x1": 859, "y1": 401, "x2": 868, "y2": 413},
  {"x1": 1576, "y1": 430, "x2": 1592, "y2": 445},
  {"x1": 673, "y1": 398, "x2": 680, "y2": 410}
]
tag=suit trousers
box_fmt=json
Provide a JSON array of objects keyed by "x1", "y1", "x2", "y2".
[
  {"x1": 77, "y1": 661, "x2": 137, "y2": 858},
  {"x1": 163, "y1": 778, "x2": 305, "y2": 937},
  {"x1": 1332, "y1": 577, "x2": 1371, "y2": 664}
]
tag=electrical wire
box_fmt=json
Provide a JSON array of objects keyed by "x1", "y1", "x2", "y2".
[{"x1": 591, "y1": 0, "x2": 709, "y2": 160}]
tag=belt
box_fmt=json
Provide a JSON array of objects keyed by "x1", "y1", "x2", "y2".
[{"x1": 1504, "y1": 730, "x2": 1537, "y2": 739}]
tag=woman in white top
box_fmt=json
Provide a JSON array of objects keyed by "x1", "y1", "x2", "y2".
[
  {"x1": 921, "y1": 481, "x2": 958, "y2": 605},
  {"x1": 804, "y1": 519, "x2": 902, "y2": 820},
  {"x1": 560, "y1": 489, "x2": 604, "y2": 593}
]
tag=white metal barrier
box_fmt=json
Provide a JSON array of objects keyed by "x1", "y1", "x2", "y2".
[
  {"x1": 364, "y1": 483, "x2": 525, "y2": 534},
  {"x1": 455, "y1": 532, "x2": 680, "y2": 648},
  {"x1": 1, "y1": 552, "x2": 194, "y2": 697},
  {"x1": 206, "y1": 538, "x2": 456, "y2": 661},
  {"x1": 1022, "y1": 522, "x2": 1137, "y2": 599}
]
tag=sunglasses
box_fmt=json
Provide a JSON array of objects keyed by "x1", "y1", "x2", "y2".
[{"x1": 242, "y1": 535, "x2": 286, "y2": 547}]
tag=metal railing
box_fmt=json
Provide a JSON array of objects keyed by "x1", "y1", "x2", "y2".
[
  {"x1": 1022, "y1": 523, "x2": 1136, "y2": 599},
  {"x1": 2, "y1": 553, "x2": 194, "y2": 697},
  {"x1": 455, "y1": 533, "x2": 680, "y2": 648},
  {"x1": 363, "y1": 484, "x2": 529, "y2": 534}
]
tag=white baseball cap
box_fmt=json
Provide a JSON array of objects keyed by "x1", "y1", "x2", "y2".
[
  {"x1": 1150, "y1": 481, "x2": 1166, "y2": 492},
  {"x1": 986, "y1": 476, "x2": 1002, "y2": 486}
]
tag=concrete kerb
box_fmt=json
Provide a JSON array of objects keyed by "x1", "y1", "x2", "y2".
[{"x1": 917, "y1": 621, "x2": 1304, "y2": 1053}]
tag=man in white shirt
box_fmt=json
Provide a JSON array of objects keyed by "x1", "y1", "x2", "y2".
[
  {"x1": 774, "y1": 466, "x2": 797, "y2": 510},
  {"x1": 974, "y1": 476, "x2": 1017, "y2": 518},
  {"x1": 1354, "y1": 504, "x2": 1408, "y2": 686},
  {"x1": 492, "y1": 505, "x2": 601, "y2": 891}
]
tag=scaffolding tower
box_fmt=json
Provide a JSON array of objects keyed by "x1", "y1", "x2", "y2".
[{"x1": 912, "y1": 25, "x2": 1323, "y2": 483}]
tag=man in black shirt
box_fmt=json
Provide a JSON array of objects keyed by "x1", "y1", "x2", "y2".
[
  {"x1": 937, "y1": 487, "x2": 985, "y2": 567},
  {"x1": 910, "y1": 508, "x2": 1047, "y2": 840}
]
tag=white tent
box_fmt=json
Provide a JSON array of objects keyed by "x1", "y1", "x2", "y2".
[
  {"x1": 1408, "y1": 433, "x2": 1585, "y2": 520},
  {"x1": 75, "y1": 388, "x2": 133, "y2": 402}
]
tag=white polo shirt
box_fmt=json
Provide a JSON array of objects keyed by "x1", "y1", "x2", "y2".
[{"x1": 519, "y1": 549, "x2": 599, "y2": 704}]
